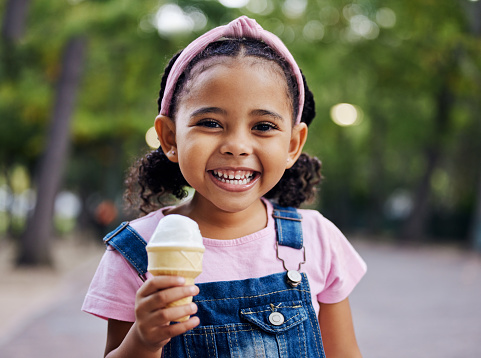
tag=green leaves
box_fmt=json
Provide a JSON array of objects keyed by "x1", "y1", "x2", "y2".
[{"x1": 1, "y1": 0, "x2": 480, "y2": 240}]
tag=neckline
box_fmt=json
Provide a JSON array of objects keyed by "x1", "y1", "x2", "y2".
[{"x1": 159, "y1": 198, "x2": 274, "y2": 247}]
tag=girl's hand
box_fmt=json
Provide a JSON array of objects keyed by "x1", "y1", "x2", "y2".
[{"x1": 133, "y1": 275, "x2": 200, "y2": 353}]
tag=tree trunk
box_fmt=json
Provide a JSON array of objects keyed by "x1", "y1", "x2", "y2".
[
  {"x1": 17, "y1": 36, "x2": 87, "y2": 266},
  {"x1": 465, "y1": 0, "x2": 481, "y2": 251},
  {"x1": 471, "y1": 165, "x2": 481, "y2": 251},
  {"x1": 367, "y1": 110, "x2": 386, "y2": 234},
  {"x1": 400, "y1": 147, "x2": 440, "y2": 240},
  {"x1": 1, "y1": 0, "x2": 30, "y2": 41},
  {"x1": 464, "y1": 0, "x2": 481, "y2": 36},
  {"x1": 401, "y1": 83, "x2": 453, "y2": 241}
]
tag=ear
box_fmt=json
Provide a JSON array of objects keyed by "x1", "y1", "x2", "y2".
[
  {"x1": 154, "y1": 115, "x2": 178, "y2": 162},
  {"x1": 286, "y1": 122, "x2": 308, "y2": 169}
]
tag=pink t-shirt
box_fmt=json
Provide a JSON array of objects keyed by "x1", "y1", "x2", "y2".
[{"x1": 82, "y1": 199, "x2": 366, "y2": 322}]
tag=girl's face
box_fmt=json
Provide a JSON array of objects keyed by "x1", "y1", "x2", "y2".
[{"x1": 157, "y1": 57, "x2": 306, "y2": 215}]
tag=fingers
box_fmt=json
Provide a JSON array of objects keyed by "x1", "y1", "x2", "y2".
[
  {"x1": 162, "y1": 315, "x2": 200, "y2": 338},
  {"x1": 133, "y1": 277, "x2": 201, "y2": 351},
  {"x1": 137, "y1": 278, "x2": 200, "y2": 313},
  {"x1": 138, "y1": 275, "x2": 187, "y2": 297},
  {"x1": 135, "y1": 275, "x2": 200, "y2": 323},
  {"x1": 150, "y1": 301, "x2": 198, "y2": 324},
  {"x1": 136, "y1": 302, "x2": 199, "y2": 337},
  {"x1": 135, "y1": 315, "x2": 200, "y2": 350}
]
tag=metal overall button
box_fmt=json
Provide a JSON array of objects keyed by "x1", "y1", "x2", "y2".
[
  {"x1": 286, "y1": 270, "x2": 302, "y2": 287},
  {"x1": 268, "y1": 311, "x2": 285, "y2": 326},
  {"x1": 276, "y1": 241, "x2": 306, "y2": 287}
]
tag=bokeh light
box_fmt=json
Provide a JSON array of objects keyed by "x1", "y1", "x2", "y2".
[
  {"x1": 55, "y1": 191, "x2": 82, "y2": 220},
  {"x1": 153, "y1": 4, "x2": 206, "y2": 36},
  {"x1": 376, "y1": 8, "x2": 396, "y2": 28},
  {"x1": 330, "y1": 103, "x2": 363, "y2": 126},
  {"x1": 145, "y1": 126, "x2": 160, "y2": 149},
  {"x1": 350, "y1": 15, "x2": 379, "y2": 39},
  {"x1": 303, "y1": 20, "x2": 325, "y2": 42},
  {"x1": 0, "y1": 185, "x2": 12, "y2": 212},
  {"x1": 219, "y1": 0, "x2": 249, "y2": 8},
  {"x1": 319, "y1": 6, "x2": 340, "y2": 26},
  {"x1": 384, "y1": 189, "x2": 413, "y2": 220},
  {"x1": 246, "y1": 0, "x2": 274, "y2": 14},
  {"x1": 282, "y1": 0, "x2": 308, "y2": 18},
  {"x1": 342, "y1": 3, "x2": 363, "y2": 20}
]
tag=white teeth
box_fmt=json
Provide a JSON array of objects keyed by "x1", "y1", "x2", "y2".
[{"x1": 212, "y1": 170, "x2": 255, "y2": 185}]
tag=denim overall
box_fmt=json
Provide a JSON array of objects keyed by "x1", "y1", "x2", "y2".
[{"x1": 104, "y1": 204, "x2": 325, "y2": 357}]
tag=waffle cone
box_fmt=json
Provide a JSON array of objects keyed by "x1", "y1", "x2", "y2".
[{"x1": 147, "y1": 245, "x2": 204, "y2": 322}]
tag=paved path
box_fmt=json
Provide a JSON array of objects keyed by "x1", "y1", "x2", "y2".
[
  {"x1": 0, "y1": 242, "x2": 107, "y2": 357},
  {"x1": 350, "y1": 240, "x2": 481, "y2": 358},
  {"x1": 0, "y1": 239, "x2": 480, "y2": 357}
]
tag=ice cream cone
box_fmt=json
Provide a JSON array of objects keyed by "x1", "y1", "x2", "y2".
[{"x1": 147, "y1": 245, "x2": 204, "y2": 322}]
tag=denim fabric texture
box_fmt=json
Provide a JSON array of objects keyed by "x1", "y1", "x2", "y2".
[
  {"x1": 103, "y1": 205, "x2": 325, "y2": 357},
  {"x1": 103, "y1": 221, "x2": 148, "y2": 277},
  {"x1": 272, "y1": 204, "x2": 303, "y2": 249},
  {"x1": 164, "y1": 272, "x2": 325, "y2": 358}
]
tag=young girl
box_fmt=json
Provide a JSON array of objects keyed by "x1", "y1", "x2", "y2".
[{"x1": 83, "y1": 16, "x2": 367, "y2": 358}]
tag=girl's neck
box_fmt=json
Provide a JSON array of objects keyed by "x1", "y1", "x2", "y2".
[{"x1": 166, "y1": 195, "x2": 267, "y2": 240}]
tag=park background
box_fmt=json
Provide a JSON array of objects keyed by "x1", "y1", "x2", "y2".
[{"x1": 1, "y1": 0, "x2": 481, "y2": 357}]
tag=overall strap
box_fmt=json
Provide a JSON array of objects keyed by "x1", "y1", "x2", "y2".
[
  {"x1": 104, "y1": 204, "x2": 303, "y2": 281},
  {"x1": 272, "y1": 203, "x2": 303, "y2": 249},
  {"x1": 103, "y1": 221, "x2": 148, "y2": 280}
]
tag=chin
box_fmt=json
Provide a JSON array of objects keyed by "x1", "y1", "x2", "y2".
[{"x1": 211, "y1": 197, "x2": 262, "y2": 214}]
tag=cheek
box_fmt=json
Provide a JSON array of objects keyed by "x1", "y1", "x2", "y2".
[
  {"x1": 262, "y1": 151, "x2": 287, "y2": 176},
  {"x1": 260, "y1": 145, "x2": 289, "y2": 174},
  {"x1": 178, "y1": 134, "x2": 208, "y2": 158},
  {"x1": 176, "y1": 139, "x2": 208, "y2": 178}
]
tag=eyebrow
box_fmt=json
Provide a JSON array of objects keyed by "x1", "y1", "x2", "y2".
[
  {"x1": 189, "y1": 107, "x2": 285, "y2": 122},
  {"x1": 250, "y1": 109, "x2": 285, "y2": 122},
  {"x1": 190, "y1": 107, "x2": 227, "y2": 118}
]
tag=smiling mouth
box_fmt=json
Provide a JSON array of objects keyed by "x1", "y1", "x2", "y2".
[{"x1": 211, "y1": 169, "x2": 256, "y2": 185}]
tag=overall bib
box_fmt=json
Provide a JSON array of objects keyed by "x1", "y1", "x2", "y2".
[{"x1": 104, "y1": 204, "x2": 325, "y2": 357}]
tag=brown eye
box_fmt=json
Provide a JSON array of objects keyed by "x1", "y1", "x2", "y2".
[
  {"x1": 253, "y1": 122, "x2": 277, "y2": 132},
  {"x1": 197, "y1": 120, "x2": 221, "y2": 128}
]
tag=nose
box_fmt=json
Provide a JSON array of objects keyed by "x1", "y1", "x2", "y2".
[{"x1": 219, "y1": 128, "x2": 253, "y2": 157}]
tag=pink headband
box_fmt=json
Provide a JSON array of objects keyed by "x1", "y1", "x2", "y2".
[{"x1": 160, "y1": 16, "x2": 305, "y2": 124}]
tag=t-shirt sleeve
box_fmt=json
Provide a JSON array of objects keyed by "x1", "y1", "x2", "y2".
[
  {"x1": 316, "y1": 219, "x2": 367, "y2": 304},
  {"x1": 82, "y1": 246, "x2": 143, "y2": 322}
]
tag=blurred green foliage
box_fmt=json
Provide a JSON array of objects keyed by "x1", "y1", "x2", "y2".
[{"x1": 1, "y1": 0, "x2": 480, "y2": 242}]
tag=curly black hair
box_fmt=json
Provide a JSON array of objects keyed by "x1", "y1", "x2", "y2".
[{"x1": 125, "y1": 38, "x2": 322, "y2": 214}]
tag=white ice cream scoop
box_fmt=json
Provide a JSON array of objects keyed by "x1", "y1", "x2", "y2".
[
  {"x1": 148, "y1": 214, "x2": 204, "y2": 249},
  {"x1": 146, "y1": 214, "x2": 205, "y2": 322}
]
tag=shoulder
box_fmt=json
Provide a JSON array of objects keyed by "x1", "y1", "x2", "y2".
[
  {"x1": 267, "y1": 200, "x2": 345, "y2": 244},
  {"x1": 297, "y1": 207, "x2": 363, "y2": 263},
  {"x1": 297, "y1": 208, "x2": 367, "y2": 304},
  {"x1": 127, "y1": 208, "x2": 166, "y2": 244},
  {"x1": 297, "y1": 207, "x2": 344, "y2": 240},
  {"x1": 82, "y1": 240, "x2": 144, "y2": 321}
]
